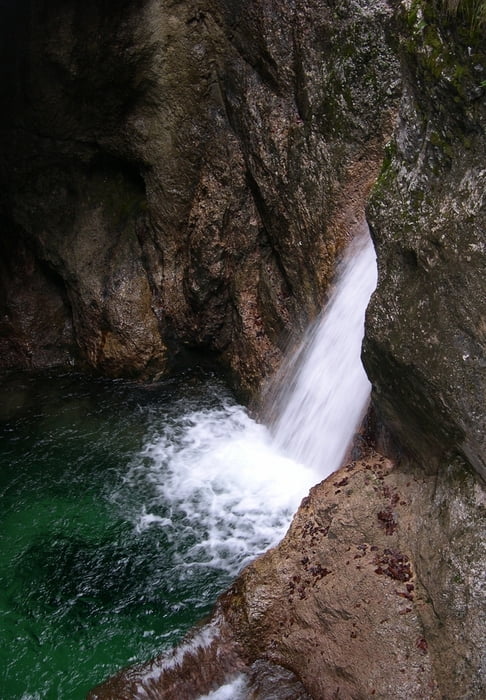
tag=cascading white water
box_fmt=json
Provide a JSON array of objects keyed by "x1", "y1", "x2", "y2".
[
  {"x1": 106, "y1": 228, "x2": 378, "y2": 699},
  {"x1": 122, "y1": 228, "x2": 377, "y2": 584},
  {"x1": 270, "y1": 228, "x2": 377, "y2": 477},
  {"x1": 124, "y1": 402, "x2": 319, "y2": 577},
  {"x1": 1, "y1": 231, "x2": 377, "y2": 699}
]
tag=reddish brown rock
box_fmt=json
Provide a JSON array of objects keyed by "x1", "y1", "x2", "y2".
[
  {"x1": 2, "y1": 2, "x2": 485, "y2": 698},
  {"x1": 90, "y1": 449, "x2": 485, "y2": 698}
]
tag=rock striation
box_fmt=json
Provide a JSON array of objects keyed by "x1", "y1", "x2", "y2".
[
  {"x1": 0, "y1": 0, "x2": 398, "y2": 394},
  {"x1": 1, "y1": 0, "x2": 485, "y2": 698},
  {"x1": 91, "y1": 2, "x2": 486, "y2": 698},
  {"x1": 359, "y1": 4, "x2": 486, "y2": 691}
]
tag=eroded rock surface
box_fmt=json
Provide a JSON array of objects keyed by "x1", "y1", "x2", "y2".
[
  {"x1": 0, "y1": 0, "x2": 399, "y2": 393},
  {"x1": 362, "y1": 0, "x2": 486, "y2": 480},
  {"x1": 2, "y1": 1, "x2": 485, "y2": 699},
  {"x1": 90, "y1": 450, "x2": 485, "y2": 699},
  {"x1": 90, "y1": 3, "x2": 486, "y2": 699},
  {"x1": 222, "y1": 452, "x2": 485, "y2": 699}
]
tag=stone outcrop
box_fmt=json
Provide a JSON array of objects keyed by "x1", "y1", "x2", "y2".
[
  {"x1": 362, "y1": 0, "x2": 486, "y2": 482},
  {"x1": 358, "y1": 5, "x2": 486, "y2": 692},
  {"x1": 91, "y1": 2, "x2": 486, "y2": 698},
  {"x1": 90, "y1": 449, "x2": 485, "y2": 699},
  {"x1": 1, "y1": 1, "x2": 485, "y2": 699},
  {"x1": 0, "y1": 0, "x2": 398, "y2": 394}
]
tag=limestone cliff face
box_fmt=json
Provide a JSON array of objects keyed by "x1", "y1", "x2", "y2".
[
  {"x1": 2, "y1": 1, "x2": 485, "y2": 699},
  {"x1": 358, "y1": 4, "x2": 486, "y2": 691},
  {"x1": 0, "y1": 0, "x2": 398, "y2": 393}
]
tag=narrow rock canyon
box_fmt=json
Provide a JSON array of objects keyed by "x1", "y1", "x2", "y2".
[{"x1": 0, "y1": 1, "x2": 484, "y2": 698}]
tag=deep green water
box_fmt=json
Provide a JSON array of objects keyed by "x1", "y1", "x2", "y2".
[{"x1": 0, "y1": 370, "x2": 243, "y2": 700}]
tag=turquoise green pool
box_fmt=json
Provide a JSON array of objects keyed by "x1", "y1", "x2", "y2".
[
  {"x1": 0, "y1": 370, "x2": 244, "y2": 699},
  {"x1": 0, "y1": 368, "x2": 314, "y2": 699}
]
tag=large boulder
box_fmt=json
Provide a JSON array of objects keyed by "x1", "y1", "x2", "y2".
[{"x1": 89, "y1": 451, "x2": 485, "y2": 699}]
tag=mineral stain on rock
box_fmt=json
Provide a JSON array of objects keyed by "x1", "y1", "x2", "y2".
[{"x1": 92, "y1": 450, "x2": 473, "y2": 699}]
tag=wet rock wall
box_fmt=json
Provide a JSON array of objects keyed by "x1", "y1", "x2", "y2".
[{"x1": 0, "y1": 0, "x2": 398, "y2": 394}]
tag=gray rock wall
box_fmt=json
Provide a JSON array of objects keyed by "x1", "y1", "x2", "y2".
[
  {"x1": 90, "y1": 3, "x2": 486, "y2": 698},
  {"x1": 362, "y1": 0, "x2": 486, "y2": 481},
  {"x1": 1, "y1": 1, "x2": 485, "y2": 697}
]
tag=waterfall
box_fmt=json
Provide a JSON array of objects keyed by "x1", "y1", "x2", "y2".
[
  {"x1": 2, "y1": 228, "x2": 378, "y2": 699},
  {"x1": 270, "y1": 228, "x2": 377, "y2": 477},
  {"x1": 116, "y1": 229, "x2": 377, "y2": 592},
  {"x1": 83, "y1": 229, "x2": 378, "y2": 699}
]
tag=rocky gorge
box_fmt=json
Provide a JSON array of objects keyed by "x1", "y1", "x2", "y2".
[
  {"x1": 0, "y1": 0, "x2": 485, "y2": 698},
  {"x1": 0, "y1": 0, "x2": 398, "y2": 395}
]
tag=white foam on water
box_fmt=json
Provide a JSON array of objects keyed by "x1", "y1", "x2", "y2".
[
  {"x1": 270, "y1": 230, "x2": 377, "y2": 477},
  {"x1": 124, "y1": 403, "x2": 318, "y2": 577},
  {"x1": 136, "y1": 509, "x2": 172, "y2": 531},
  {"x1": 120, "y1": 230, "x2": 376, "y2": 581},
  {"x1": 140, "y1": 618, "x2": 220, "y2": 683},
  {"x1": 117, "y1": 230, "x2": 377, "y2": 695}
]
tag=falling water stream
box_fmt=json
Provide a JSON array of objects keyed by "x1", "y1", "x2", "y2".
[
  {"x1": 271, "y1": 232, "x2": 378, "y2": 476},
  {"x1": 0, "y1": 232, "x2": 376, "y2": 699}
]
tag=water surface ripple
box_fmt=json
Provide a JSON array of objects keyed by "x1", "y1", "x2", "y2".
[{"x1": 0, "y1": 370, "x2": 316, "y2": 699}]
